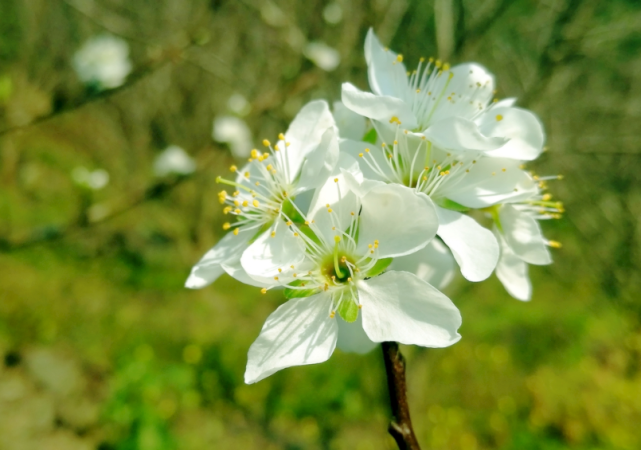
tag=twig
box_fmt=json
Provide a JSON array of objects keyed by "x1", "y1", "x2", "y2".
[{"x1": 381, "y1": 342, "x2": 421, "y2": 450}]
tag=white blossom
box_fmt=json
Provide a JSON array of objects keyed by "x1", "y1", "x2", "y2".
[
  {"x1": 72, "y1": 35, "x2": 132, "y2": 90},
  {"x1": 153, "y1": 145, "x2": 196, "y2": 177},
  {"x1": 241, "y1": 175, "x2": 460, "y2": 383}
]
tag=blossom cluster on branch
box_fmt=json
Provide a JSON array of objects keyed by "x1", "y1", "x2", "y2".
[{"x1": 186, "y1": 29, "x2": 563, "y2": 384}]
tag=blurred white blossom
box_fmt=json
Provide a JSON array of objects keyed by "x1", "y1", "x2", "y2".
[
  {"x1": 323, "y1": 3, "x2": 343, "y2": 24},
  {"x1": 304, "y1": 42, "x2": 340, "y2": 72},
  {"x1": 227, "y1": 93, "x2": 251, "y2": 116},
  {"x1": 71, "y1": 167, "x2": 109, "y2": 190},
  {"x1": 153, "y1": 146, "x2": 196, "y2": 177},
  {"x1": 72, "y1": 35, "x2": 132, "y2": 90},
  {"x1": 212, "y1": 116, "x2": 253, "y2": 158}
]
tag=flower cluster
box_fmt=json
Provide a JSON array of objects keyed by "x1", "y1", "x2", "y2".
[{"x1": 187, "y1": 29, "x2": 563, "y2": 384}]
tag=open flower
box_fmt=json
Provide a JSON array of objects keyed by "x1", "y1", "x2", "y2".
[
  {"x1": 185, "y1": 100, "x2": 340, "y2": 289},
  {"x1": 240, "y1": 174, "x2": 461, "y2": 383},
  {"x1": 491, "y1": 175, "x2": 564, "y2": 300},
  {"x1": 341, "y1": 29, "x2": 545, "y2": 160}
]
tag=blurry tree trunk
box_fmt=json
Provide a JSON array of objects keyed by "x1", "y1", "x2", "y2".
[{"x1": 382, "y1": 342, "x2": 421, "y2": 450}]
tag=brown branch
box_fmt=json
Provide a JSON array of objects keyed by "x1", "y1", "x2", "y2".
[{"x1": 381, "y1": 342, "x2": 421, "y2": 450}]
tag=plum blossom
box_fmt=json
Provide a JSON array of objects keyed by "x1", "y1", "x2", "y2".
[
  {"x1": 72, "y1": 34, "x2": 132, "y2": 90},
  {"x1": 186, "y1": 100, "x2": 340, "y2": 289},
  {"x1": 241, "y1": 174, "x2": 461, "y2": 383}
]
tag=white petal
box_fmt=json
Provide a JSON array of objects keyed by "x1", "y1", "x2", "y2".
[
  {"x1": 339, "y1": 139, "x2": 394, "y2": 182},
  {"x1": 283, "y1": 100, "x2": 335, "y2": 184},
  {"x1": 389, "y1": 239, "x2": 456, "y2": 291},
  {"x1": 436, "y1": 207, "x2": 499, "y2": 282},
  {"x1": 341, "y1": 83, "x2": 418, "y2": 130},
  {"x1": 333, "y1": 101, "x2": 367, "y2": 140},
  {"x1": 357, "y1": 184, "x2": 438, "y2": 258},
  {"x1": 500, "y1": 205, "x2": 552, "y2": 265},
  {"x1": 245, "y1": 292, "x2": 338, "y2": 384},
  {"x1": 479, "y1": 107, "x2": 545, "y2": 161},
  {"x1": 295, "y1": 127, "x2": 340, "y2": 194},
  {"x1": 446, "y1": 158, "x2": 538, "y2": 208},
  {"x1": 185, "y1": 226, "x2": 255, "y2": 289},
  {"x1": 221, "y1": 261, "x2": 267, "y2": 288},
  {"x1": 240, "y1": 220, "x2": 306, "y2": 285},
  {"x1": 359, "y1": 271, "x2": 461, "y2": 347},
  {"x1": 336, "y1": 314, "x2": 378, "y2": 354},
  {"x1": 364, "y1": 28, "x2": 408, "y2": 98},
  {"x1": 422, "y1": 116, "x2": 507, "y2": 152},
  {"x1": 494, "y1": 230, "x2": 532, "y2": 301},
  {"x1": 493, "y1": 98, "x2": 517, "y2": 108}
]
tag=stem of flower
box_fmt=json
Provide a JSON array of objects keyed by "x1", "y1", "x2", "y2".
[{"x1": 381, "y1": 342, "x2": 422, "y2": 450}]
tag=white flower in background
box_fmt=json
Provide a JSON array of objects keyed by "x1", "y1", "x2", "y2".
[
  {"x1": 227, "y1": 93, "x2": 251, "y2": 116},
  {"x1": 333, "y1": 101, "x2": 366, "y2": 141},
  {"x1": 213, "y1": 116, "x2": 254, "y2": 159},
  {"x1": 342, "y1": 29, "x2": 545, "y2": 161},
  {"x1": 241, "y1": 175, "x2": 460, "y2": 383},
  {"x1": 72, "y1": 34, "x2": 132, "y2": 90},
  {"x1": 153, "y1": 145, "x2": 196, "y2": 177},
  {"x1": 186, "y1": 100, "x2": 340, "y2": 289},
  {"x1": 71, "y1": 167, "x2": 109, "y2": 190},
  {"x1": 492, "y1": 176, "x2": 564, "y2": 301},
  {"x1": 304, "y1": 42, "x2": 341, "y2": 72},
  {"x1": 322, "y1": 3, "x2": 343, "y2": 24}
]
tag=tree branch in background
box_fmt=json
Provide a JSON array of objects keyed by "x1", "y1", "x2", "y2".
[{"x1": 382, "y1": 342, "x2": 421, "y2": 450}]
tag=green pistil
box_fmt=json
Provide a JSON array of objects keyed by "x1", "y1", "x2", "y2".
[
  {"x1": 333, "y1": 239, "x2": 345, "y2": 280},
  {"x1": 215, "y1": 176, "x2": 252, "y2": 193}
]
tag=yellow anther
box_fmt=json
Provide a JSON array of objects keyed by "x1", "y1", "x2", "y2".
[
  {"x1": 271, "y1": 231, "x2": 276, "y2": 238},
  {"x1": 253, "y1": 199, "x2": 259, "y2": 207},
  {"x1": 293, "y1": 232, "x2": 299, "y2": 237},
  {"x1": 251, "y1": 149, "x2": 259, "y2": 158},
  {"x1": 423, "y1": 176, "x2": 427, "y2": 181},
  {"x1": 332, "y1": 227, "x2": 336, "y2": 230},
  {"x1": 493, "y1": 98, "x2": 498, "y2": 103},
  {"x1": 350, "y1": 211, "x2": 355, "y2": 216},
  {"x1": 389, "y1": 116, "x2": 401, "y2": 125},
  {"x1": 393, "y1": 140, "x2": 398, "y2": 145},
  {"x1": 368, "y1": 244, "x2": 372, "y2": 248},
  {"x1": 557, "y1": 175, "x2": 564, "y2": 180},
  {"x1": 443, "y1": 63, "x2": 450, "y2": 71},
  {"x1": 358, "y1": 153, "x2": 364, "y2": 157},
  {"x1": 266, "y1": 164, "x2": 273, "y2": 171},
  {"x1": 262, "y1": 139, "x2": 270, "y2": 147},
  {"x1": 416, "y1": 89, "x2": 421, "y2": 93},
  {"x1": 274, "y1": 276, "x2": 279, "y2": 280},
  {"x1": 542, "y1": 194, "x2": 552, "y2": 201},
  {"x1": 223, "y1": 206, "x2": 232, "y2": 214},
  {"x1": 230, "y1": 165, "x2": 237, "y2": 172},
  {"x1": 334, "y1": 236, "x2": 341, "y2": 243},
  {"x1": 234, "y1": 208, "x2": 241, "y2": 214},
  {"x1": 233, "y1": 190, "x2": 240, "y2": 196},
  {"x1": 435, "y1": 60, "x2": 442, "y2": 68},
  {"x1": 327, "y1": 208, "x2": 333, "y2": 213},
  {"x1": 278, "y1": 133, "x2": 285, "y2": 140},
  {"x1": 223, "y1": 222, "x2": 231, "y2": 230},
  {"x1": 286, "y1": 221, "x2": 293, "y2": 226},
  {"x1": 429, "y1": 57, "x2": 435, "y2": 63},
  {"x1": 548, "y1": 241, "x2": 562, "y2": 248},
  {"x1": 420, "y1": 57, "x2": 425, "y2": 62},
  {"x1": 358, "y1": 304, "x2": 362, "y2": 309},
  {"x1": 502, "y1": 168, "x2": 506, "y2": 172},
  {"x1": 304, "y1": 220, "x2": 310, "y2": 225},
  {"x1": 233, "y1": 200, "x2": 240, "y2": 206},
  {"x1": 293, "y1": 273, "x2": 297, "y2": 277},
  {"x1": 365, "y1": 148, "x2": 370, "y2": 153},
  {"x1": 329, "y1": 311, "x2": 335, "y2": 318},
  {"x1": 396, "y1": 54, "x2": 403, "y2": 62},
  {"x1": 465, "y1": 169, "x2": 470, "y2": 173},
  {"x1": 496, "y1": 114, "x2": 504, "y2": 122},
  {"x1": 374, "y1": 240, "x2": 379, "y2": 244},
  {"x1": 274, "y1": 144, "x2": 280, "y2": 151},
  {"x1": 492, "y1": 172, "x2": 496, "y2": 176},
  {"x1": 278, "y1": 268, "x2": 282, "y2": 273},
  {"x1": 347, "y1": 277, "x2": 352, "y2": 282},
  {"x1": 334, "y1": 178, "x2": 339, "y2": 182},
  {"x1": 242, "y1": 200, "x2": 249, "y2": 207},
  {"x1": 261, "y1": 288, "x2": 267, "y2": 294},
  {"x1": 286, "y1": 142, "x2": 291, "y2": 147},
  {"x1": 233, "y1": 228, "x2": 239, "y2": 235}
]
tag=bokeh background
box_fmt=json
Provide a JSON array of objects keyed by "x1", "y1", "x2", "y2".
[{"x1": 1, "y1": 0, "x2": 640, "y2": 449}]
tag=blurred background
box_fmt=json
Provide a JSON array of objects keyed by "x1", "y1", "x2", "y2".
[{"x1": 1, "y1": 0, "x2": 640, "y2": 449}]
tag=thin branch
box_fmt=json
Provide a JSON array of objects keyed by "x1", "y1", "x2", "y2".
[{"x1": 381, "y1": 342, "x2": 421, "y2": 450}]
